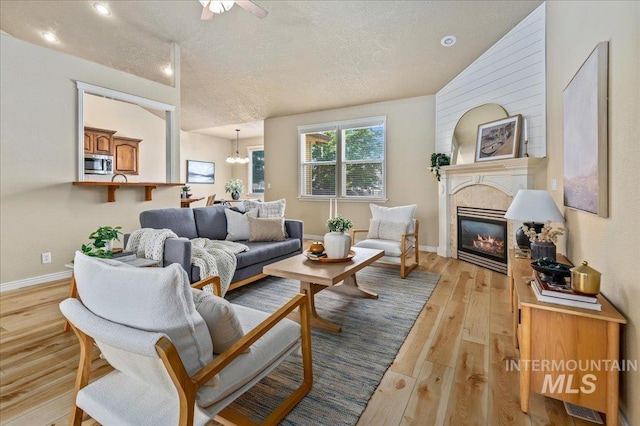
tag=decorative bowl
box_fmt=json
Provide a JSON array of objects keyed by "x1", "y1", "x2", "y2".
[{"x1": 531, "y1": 257, "x2": 572, "y2": 284}]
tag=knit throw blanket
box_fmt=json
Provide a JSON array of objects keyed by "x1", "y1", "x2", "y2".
[
  {"x1": 126, "y1": 229, "x2": 249, "y2": 297},
  {"x1": 190, "y1": 238, "x2": 249, "y2": 296}
]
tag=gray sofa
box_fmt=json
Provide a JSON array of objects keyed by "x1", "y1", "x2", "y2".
[{"x1": 135, "y1": 205, "x2": 303, "y2": 288}]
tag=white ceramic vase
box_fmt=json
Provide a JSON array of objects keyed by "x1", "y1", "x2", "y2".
[{"x1": 324, "y1": 231, "x2": 351, "y2": 258}]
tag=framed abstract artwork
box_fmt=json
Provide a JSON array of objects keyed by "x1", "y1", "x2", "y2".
[
  {"x1": 475, "y1": 115, "x2": 521, "y2": 162},
  {"x1": 187, "y1": 160, "x2": 215, "y2": 184},
  {"x1": 563, "y1": 42, "x2": 608, "y2": 217}
]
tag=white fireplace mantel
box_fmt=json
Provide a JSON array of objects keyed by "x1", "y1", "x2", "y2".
[{"x1": 437, "y1": 157, "x2": 545, "y2": 257}]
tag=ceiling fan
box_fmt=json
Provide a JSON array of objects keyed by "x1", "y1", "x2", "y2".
[{"x1": 199, "y1": 0, "x2": 268, "y2": 20}]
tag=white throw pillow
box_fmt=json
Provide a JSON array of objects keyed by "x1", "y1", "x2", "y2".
[
  {"x1": 191, "y1": 289, "x2": 245, "y2": 354},
  {"x1": 72, "y1": 252, "x2": 213, "y2": 376},
  {"x1": 245, "y1": 199, "x2": 286, "y2": 218},
  {"x1": 225, "y1": 207, "x2": 258, "y2": 241},
  {"x1": 367, "y1": 219, "x2": 408, "y2": 242},
  {"x1": 370, "y1": 204, "x2": 417, "y2": 234}
]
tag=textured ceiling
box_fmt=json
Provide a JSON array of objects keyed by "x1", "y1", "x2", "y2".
[{"x1": 0, "y1": 0, "x2": 542, "y2": 137}]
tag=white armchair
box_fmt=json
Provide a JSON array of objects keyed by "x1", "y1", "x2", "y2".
[
  {"x1": 61, "y1": 253, "x2": 312, "y2": 426},
  {"x1": 351, "y1": 204, "x2": 420, "y2": 279}
]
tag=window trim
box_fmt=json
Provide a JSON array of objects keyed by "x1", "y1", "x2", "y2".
[
  {"x1": 298, "y1": 116, "x2": 386, "y2": 201},
  {"x1": 247, "y1": 145, "x2": 264, "y2": 195}
]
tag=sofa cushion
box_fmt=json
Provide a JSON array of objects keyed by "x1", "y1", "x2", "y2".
[
  {"x1": 244, "y1": 199, "x2": 286, "y2": 218},
  {"x1": 248, "y1": 217, "x2": 286, "y2": 242},
  {"x1": 236, "y1": 239, "x2": 301, "y2": 269},
  {"x1": 354, "y1": 238, "x2": 404, "y2": 257},
  {"x1": 367, "y1": 219, "x2": 407, "y2": 242},
  {"x1": 225, "y1": 208, "x2": 259, "y2": 241},
  {"x1": 72, "y1": 252, "x2": 213, "y2": 375},
  {"x1": 191, "y1": 289, "x2": 244, "y2": 354},
  {"x1": 140, "y1": 208, "x2": 198, "y2": 240},
  {"x1": 196, "y1": 304, "x2": 301, "y2": 408},
  {"x1": 192, "y1": 205, "x2": 229, "y2": 241},
  {"x1": 370, "y1": 204, "x2": 417, "y2": 234}
]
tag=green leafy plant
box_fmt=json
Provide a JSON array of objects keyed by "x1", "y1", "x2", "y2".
[
  {"x1": 224, "y1": 178, "x2": 245, "y2": 194},
  {"x1": 80, "y1": 226, "x2": 122, "y2": 258},
  {"x1": 430, "y1": 153, "x2": 451, "y2": 181},
  {"x1": 181, "y1": 185, "x2": 191, "y2": 193},
  {"x1": 326, "y1": 215, "x2": 353, "y2": 233}
]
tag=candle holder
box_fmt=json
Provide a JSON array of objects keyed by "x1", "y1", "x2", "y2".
[{"x1": 523, "y1": 139, "x2": 529, "y2": 157}]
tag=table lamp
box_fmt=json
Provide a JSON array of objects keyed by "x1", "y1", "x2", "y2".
[{"x1": 504, "y1": 190, "x2": 564, "y2": 249}]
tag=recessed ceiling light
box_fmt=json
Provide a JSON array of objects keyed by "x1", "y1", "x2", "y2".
[
  {"x1": 441, "y1": 35, "x2": 457, "y2": 47},
  {"x1": 42, "y1": 32, "x2": 58, "y2": 43},
  {"x1": 163, "y1": 66, "x2": 173, "y2": 76},
  {"x1": 93, "y1": 3, "x2": 111, "y2": 16}
]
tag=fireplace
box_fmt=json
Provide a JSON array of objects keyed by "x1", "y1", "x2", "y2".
[{"x1": 457, "y1": 207, "x2": 507, "y2": 274}]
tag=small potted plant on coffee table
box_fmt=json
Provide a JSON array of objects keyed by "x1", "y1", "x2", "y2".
[{"x1": 324, "y1": 215, "x2": 353, "y2": 258}]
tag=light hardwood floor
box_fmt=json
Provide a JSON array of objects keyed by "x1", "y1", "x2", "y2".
[{"x1": 0, "y1": 252, "x2": 591, "y2": 425}]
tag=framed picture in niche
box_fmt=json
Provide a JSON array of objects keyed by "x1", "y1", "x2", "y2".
[
  {"x1": 475, "y1": 114, "x2": 521, "y2": 162},
  {"x1": 563, "y1": 41, "x2": 608, "y2": 217},
  {"x1": 187, "y1": 160, "x2": 215, "y2": 184}
]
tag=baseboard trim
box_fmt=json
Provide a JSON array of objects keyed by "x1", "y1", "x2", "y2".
[
  {"x1": 0, "y1": 270, "x2": 72, "y2": 293},
  {"x1": 419, "y1": 245, "x2": 438, "y2": 253},
  {"x1": 618, "y1": 407, "x2": 630, "y2": 426}
]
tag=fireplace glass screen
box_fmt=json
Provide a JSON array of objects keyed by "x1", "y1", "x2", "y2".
[{"x1": 457, "y1": 207, "x2": 507, "y2": 274}]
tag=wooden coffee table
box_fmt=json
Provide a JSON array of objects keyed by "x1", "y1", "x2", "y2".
[{"x1": 263, "y1": 247, "x2": 384, "y2": 332}]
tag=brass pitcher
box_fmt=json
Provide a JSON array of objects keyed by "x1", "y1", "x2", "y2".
[{"x1": 571, "y1": 261, "x2": 601, "y2": 295}]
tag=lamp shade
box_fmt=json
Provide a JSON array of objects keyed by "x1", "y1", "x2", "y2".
[{"x1": 504, "y1": 190, "x2": 564, "y2": 223}]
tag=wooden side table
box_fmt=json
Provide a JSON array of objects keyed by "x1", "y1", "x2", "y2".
[{"x1": 511, "y1": 249, "x2": 627, "y2": 425}]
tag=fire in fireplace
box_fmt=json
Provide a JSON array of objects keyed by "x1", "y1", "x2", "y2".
[{"x1": 457, "y1": 207, "x2": 507, "y2": 274}]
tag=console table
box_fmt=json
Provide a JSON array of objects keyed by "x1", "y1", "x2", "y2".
[{"x1": 510, "y1": 249, "x2": 626, "y2": 425}]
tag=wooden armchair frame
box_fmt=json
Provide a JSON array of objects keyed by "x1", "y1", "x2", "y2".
[
  {"x1": 68, "y1": 292, "x2": 313, "y2": 426},
  {"x1": 351, "y1": 220, "x2": 419, "y2": 279}
]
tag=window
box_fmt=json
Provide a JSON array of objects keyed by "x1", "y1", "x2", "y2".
[
  {"x1": 248, "y1": 146, "x2": 264, "y2": 194},
  {"x1": 299, "y1": 117, "x2": 385, "y2": 199}
]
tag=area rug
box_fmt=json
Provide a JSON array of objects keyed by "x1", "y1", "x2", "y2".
[{"x1": 224, "y1": 267, "x2": 440, "y2": 425}]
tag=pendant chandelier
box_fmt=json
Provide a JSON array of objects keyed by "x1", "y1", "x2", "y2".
[{"x1": 226, "y1": 129, "x2": 249, "y2": 164}]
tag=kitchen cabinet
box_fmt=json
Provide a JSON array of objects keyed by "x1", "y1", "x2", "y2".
[
  {"x1": 113, "y1": 136, "x2": 142, "y2": 175},
  {"x1": 84, "y1": 127, "x2": 116, "y2": 155}
]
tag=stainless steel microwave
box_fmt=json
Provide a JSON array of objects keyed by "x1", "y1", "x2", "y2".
[{"x1": 84, "y1": 154, "x2": 113, "y2": 175}]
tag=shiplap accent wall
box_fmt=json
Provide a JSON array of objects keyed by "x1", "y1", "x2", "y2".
[{"x1": 435, "y1": 3, "x2": 546, "y2": 158}]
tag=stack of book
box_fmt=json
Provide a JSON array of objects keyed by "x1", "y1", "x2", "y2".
[
  {"x1": 306, "y1": 251, "x2": 327, "y2": 259},
  {"x1": 530, "y1": 272, "x2": 602, "y2": 311}
]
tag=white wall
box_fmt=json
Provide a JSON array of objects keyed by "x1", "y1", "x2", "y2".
[
  {"x1": 0, "y1": 34, "x2": 180, "y2": 286},
  {"x1": 545, "y1": 2, "x2": 640, "y2": 422},
  {"x1": 436, "y1": 3, "x2": 546, "y2": 158},
  {"x1": 180, "y1": 132, "x2": 233, "y2": 203},
  {"x1": 264, "y1": 95, "x2": 437, "y2": 248}
]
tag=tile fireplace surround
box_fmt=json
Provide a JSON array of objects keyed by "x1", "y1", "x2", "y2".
[{"x1": 437, "y1": 157, "x2": 545, "y2": 259}]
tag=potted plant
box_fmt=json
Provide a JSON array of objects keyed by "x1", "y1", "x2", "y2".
[
  {"x1": 430, "y1": 153, "x2": 451, "y2": 181},
  {"x1": 181, "y1": 185, "x2": 191, "y2": 199},
  {"x1": 522, "y1": 221, "x2": 564, "y2": 261},
  {"x1": 324, "y1": 214, "x2": 353, "y2": 258},
  {"x1": 81, "y1": 225, "x2": 123, "y2": 258},
  {"x1": 224, "y1": 179, "x2": 245, "y2": 200}
]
